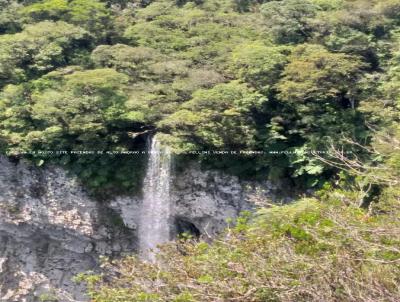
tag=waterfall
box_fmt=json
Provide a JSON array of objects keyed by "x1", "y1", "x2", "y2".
[{"x1": 139, "y1": 135, "x2": 172, "y2": 261}]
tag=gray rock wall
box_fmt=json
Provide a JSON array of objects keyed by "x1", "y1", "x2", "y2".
[
  {"x1": 0, "y1": 157, "x2": 137, "y2": 302},
  {"x1": 0, "y1": 157, "x2": 289, "y2": 301},
  {"x1": 170, "y1": 162, "x2": 290, "y2": 237}
]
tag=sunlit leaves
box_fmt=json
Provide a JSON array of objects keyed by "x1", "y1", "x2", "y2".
[
  {"x1": 277, "y1": 44, "x2": 365, "y2": 102},
  {"x1": 232, "y1": 41, "x2": 289, "y2": 92},
  {"x1": 261, "y1": 0, "x2": 319, "y2": 44},
  {"x1": 22, "y1": 0, "x2": 110, "y2": 41},
  {"x1": 160, "y1": 82, "x2": 264, "y2": 149},
  {"x1": 0, "y1": 68, "x2": 130, "y2": 151},
  {"x1": 1, "y1": 0, "x2": 400, "y2": 189},
  {"x1": 0, "y1": 21, "x2": 89, "y2": 86}
]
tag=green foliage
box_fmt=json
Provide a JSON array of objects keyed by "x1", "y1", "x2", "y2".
[
  {"x1": 0, "y1": 21, "x2": 89, "y2": 87},
  {"x1": 123, "y1": 0, "x2": 262, "y2": 66},
  {"x1": 22, "y1": 0, "x2": 111, "y2": 41},
  {"x1": 0, "y1": 2, "x2": 398, "y2": 300},
  {"x1": 261, "y1": 0, "x2": 319, "y2": 44},
  {"x1": 309, "y1": 0, "x2": 344, "y2": 10},
  {"x1": 277, "y1": 44, "x2": 365, "y2": 102},
  {"x1": 324, "y1": 27, "x2": 375, "y2": 55},
  {"x1": 231, "y1": 42, "x2": 289, "y2": 92},
  {"x1": 91, "y1": 44, "x2": 162, "y2": 78},
  {"x1": 38, "y1": 292, "x2": 58, "y2": 302},
  {"x1": 22, "y1": 0, "x2": 70, "y2": 19},
  {"x1": 160, "y1": 82, "x2": 264, "y2": 150},
  {"x1": 1, "y1": 0, "x2": 400, "y2": 192},
  {"x1": 79, "y1": 196, "x2": 400, "y2": 301},
  {"x1": 0, "y1": 68, "x2": 148, "y2": 194},
  {"x1": 0, "y1": 0, "x2": 23, "y2": 34},
  {"x1": 1, "y1": 68, "x2": 128, "y2": 150}
]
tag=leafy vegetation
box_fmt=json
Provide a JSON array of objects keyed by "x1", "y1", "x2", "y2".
[
  {"x1": 77, "y1": 107, "x2": 400, "y2": 300},
  {"x1": 0, "y1": 1, "x2": 398, "y2": 191},
  {"x1": 78, "y1": 187, "x2": 400, "y2": 301},
  {"x1": 1, "y1": 0, "x2": 399, "y2": 300},
  {"x1": 0, "y1": 0, "x2": 398, "y2": 193}
]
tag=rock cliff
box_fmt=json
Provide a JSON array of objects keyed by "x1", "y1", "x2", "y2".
[{"x1": 0, "y1": 156, "x2": 288, "y2": 301}]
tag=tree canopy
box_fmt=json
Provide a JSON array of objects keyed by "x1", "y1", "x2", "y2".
[{"x1": 0, "y1": 0, "x2": 399, "y2": 192}]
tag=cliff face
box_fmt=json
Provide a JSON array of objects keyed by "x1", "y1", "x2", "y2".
[
  {"x1": 0, "y1": 157, "x2": 137, "y2": 302},
  {"x1": 0, "y1": 157, "x2": 288, "y2": 301},
  {"x1": 170, "y1": 163, "x2": 289, "y2": 237}
]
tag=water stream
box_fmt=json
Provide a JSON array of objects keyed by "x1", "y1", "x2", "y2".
[{"x1": 139, "y1": 135, "x2": 172, "y2": 261}]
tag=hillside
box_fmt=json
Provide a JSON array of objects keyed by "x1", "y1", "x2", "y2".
[{"x1": 0, "y1": 0, "x2": 399, "y2": 301}]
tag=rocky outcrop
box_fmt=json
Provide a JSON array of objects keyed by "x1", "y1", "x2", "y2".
[
  {"x1": 0, "y1": 157, "x2": 290, "y2": 301},
  {"x1": 0, "y1": 157, "x2": 137, "y2": 302},
  {"x1": 170, "y1": 162, "x2": 291, "y2": 237}
]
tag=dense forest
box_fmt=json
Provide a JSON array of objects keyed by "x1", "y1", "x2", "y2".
[
  {"x1": 2, "y1": 0, "x2": 398, "y2": 193},
  {"x1": 0, "y1": 0, "x2": 399, "y2": 301}
]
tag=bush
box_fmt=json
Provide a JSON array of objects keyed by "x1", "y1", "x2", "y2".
[{"x1": 79, "y1": 194, "x2": 400, "y2": 301}]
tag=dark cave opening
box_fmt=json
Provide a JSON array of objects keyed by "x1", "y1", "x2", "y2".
[{"x1": 174, "y1": 218, "x2": 201, "y2": 238}]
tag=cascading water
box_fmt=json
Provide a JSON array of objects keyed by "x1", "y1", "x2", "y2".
[{"x1": 139, "y1": 135, "x2": 172, "y2": 261}]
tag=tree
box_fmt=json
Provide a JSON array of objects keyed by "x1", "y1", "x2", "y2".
[
  {"x1": 261, "y1": 0, "x2": 319, "y2": 44},
  {"x1": 0, "y1": 21, "x2": 90, "y2": 87},
  {"x1": 324, "y1": 27, "x2": 375, "y2": 56},
  {"x1": 0, "y1": 0, "x2": 398, "y2": 195},
  {"x1": 0, "y1": 68, "x2": 131, "y2": 152},
  {"x1": 21, "y1": 0, "x2": 70, "y2": 20},
  {"x1": 277, "y1": 44, "x2": 365, "y2": 105},
  {"x1": 91, "y1": 44, "x2": 162, "y2": 78},
  {"x1": 22, "y1": 0, "x2": 111, "y2": 41},
  {"x1": 159, "y1": 81, "x2": 264, "y2": 150},
  {"x1": 0, "y1": 68, "x2": 151, "y2": 194},
  {"x1": 0, "y1": 0, "x2": 23, "y2": 34},
  {"x1": 231, "y1": 41, "x2": 288, "y2": 92}
]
